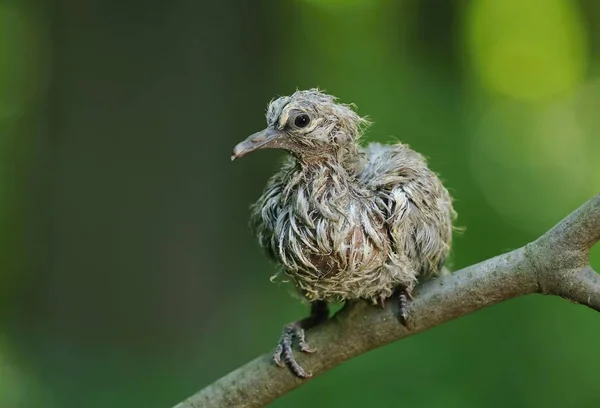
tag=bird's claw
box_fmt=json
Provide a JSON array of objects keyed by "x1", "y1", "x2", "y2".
[
  {"x1": 273, "y1": 343, "x2": 285, "y2": 367},
  {"x1": 272, "y1": 323, "x2": 314, "y2": 378},
  {"x1": 398, "y1": 288, "x2": 413, "y2": 327}
]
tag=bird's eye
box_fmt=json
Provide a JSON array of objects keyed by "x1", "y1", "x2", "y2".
[{"x1": 294, "y1": 114, "x2": 311, "y2": 128}]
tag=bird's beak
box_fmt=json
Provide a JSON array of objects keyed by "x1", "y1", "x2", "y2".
[{"x1": 231, "y1": 127, "x2": 283, "y2": 161}]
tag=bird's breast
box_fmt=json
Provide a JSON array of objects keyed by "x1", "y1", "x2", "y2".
[{"x1": 268, "y1": 192, "x2": 388, "y2": 279}]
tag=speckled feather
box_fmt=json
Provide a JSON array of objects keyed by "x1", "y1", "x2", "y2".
[{"x1": 248, "y1": 89, "x2": 456, "y2": 304}]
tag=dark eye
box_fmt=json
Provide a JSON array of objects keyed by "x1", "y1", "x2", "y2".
[{"x1": 294, "y1": 114, "x2": 310, "y2": 128}]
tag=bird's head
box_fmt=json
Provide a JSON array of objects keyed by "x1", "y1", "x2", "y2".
[{"x1": 232, "y1": 89, "x2": 370, "y2": 163}]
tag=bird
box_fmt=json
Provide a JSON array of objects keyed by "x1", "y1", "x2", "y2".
[{"x1": 231, "y1": 89, "x2": 456, "y2": 378}]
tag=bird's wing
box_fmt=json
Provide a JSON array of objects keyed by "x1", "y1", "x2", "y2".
[{"x1": 357, "y1": 142, "x2": 454, "y2": 280}]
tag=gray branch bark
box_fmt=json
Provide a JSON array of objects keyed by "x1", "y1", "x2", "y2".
[{"x1": 174, "y1": 193, "x2": 600, "y2": 408}]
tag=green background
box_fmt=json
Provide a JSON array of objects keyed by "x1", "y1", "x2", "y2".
[{"x1": 2, "y1": 0, "x2": 600, "y2": 407}]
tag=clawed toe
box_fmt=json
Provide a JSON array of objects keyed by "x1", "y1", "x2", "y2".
[
  {"x1": 272, "y1": 323, "x2": 314, "y2": 378},
  {"x1": 296, "y1": 325, "x2": 317, "y2": 353},
  {"x1": 272, "y1": 343, "x2": 285, "y2": 367},
  {"x1": 272, "y1": 301, "x2": 328, "y2": 378},
  {"x1": 398, "y1": 288, "x2": 413, "y2": 327},
  {"x1": 299, "y1": 342, "x2": 316, "y2": 353}
]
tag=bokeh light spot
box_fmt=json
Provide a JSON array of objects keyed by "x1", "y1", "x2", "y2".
[
  {"x1": 573, "y1": 78, "x2": 600, "y2": 191},
  {"x1": 466, "y1": 0, "x2": 587, "y2": 101}
]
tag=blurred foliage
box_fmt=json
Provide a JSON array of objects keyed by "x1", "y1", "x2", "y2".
[
  {"x1": 466, "y1": 0, "x2": 586, "y2": 101},
  {"x1": 1, "y1": 0, "x2": 600, "y2": 407}
]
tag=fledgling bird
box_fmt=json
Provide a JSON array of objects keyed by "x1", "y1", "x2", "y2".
[{"x1": 232, "y1": 89, "x2": 455, "y2": 378}]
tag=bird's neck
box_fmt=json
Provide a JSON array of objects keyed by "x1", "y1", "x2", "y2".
[
  {"x1": 293, "y1": 156, "x2": 359, "y2": 183},
  {"x1": 281, "y1": 155, "x2": 365, "y2": 209},
  {"x1": 292, "y1": 144, "x2": 363, "y2": 177}
]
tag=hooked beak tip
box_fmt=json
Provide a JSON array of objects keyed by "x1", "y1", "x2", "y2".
[
  {"x1": 231, "y1": 127, "x2": 280, "y2": 162},
  {"x1": 231, "y1": 144, "x2": 248, "y2": 161}
]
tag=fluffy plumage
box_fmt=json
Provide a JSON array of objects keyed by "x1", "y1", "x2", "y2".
[
  {"x1": 232, "y1": 88, "x2": 456, "y2": 378},
  {"x1": 244, "y1": 89, "x2": 455, "y2": 303}
]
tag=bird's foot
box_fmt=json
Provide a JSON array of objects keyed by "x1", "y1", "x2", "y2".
[
  {"x1": 398, "y1": 288, "x2": 414, "y2": 327},
  {"x1": 273, "y1": 323, "x2": 316, "y2": 378},
  {"x1": 272, "y1": 300, "x2": 328, "y2": 379}
]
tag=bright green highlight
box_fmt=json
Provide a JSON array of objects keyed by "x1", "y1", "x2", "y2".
[{"x1": 466, "y1": 0, "x2": 587, "y2": 101}]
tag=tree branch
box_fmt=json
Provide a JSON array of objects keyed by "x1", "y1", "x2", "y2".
[{"x1": 174, "y1": 193, "x2": 600, "y2": 408}]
